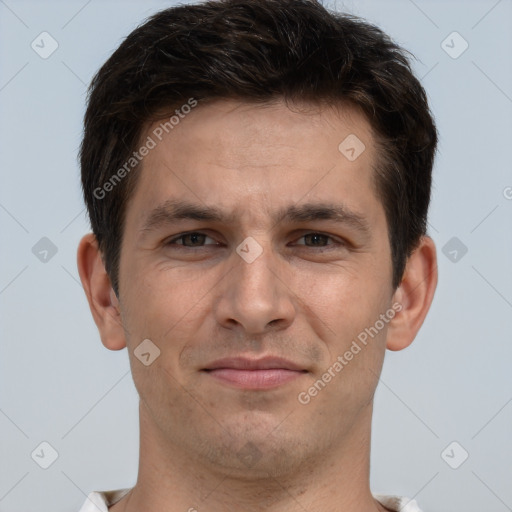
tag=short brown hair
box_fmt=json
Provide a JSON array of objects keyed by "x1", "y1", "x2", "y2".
[{"x1": 80, "y1": 0, "x2": 437, "y2": 296}]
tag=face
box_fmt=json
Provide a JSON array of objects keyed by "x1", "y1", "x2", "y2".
[{"x1": 117, "y1": 98, "x2": 396, "y2": 476}]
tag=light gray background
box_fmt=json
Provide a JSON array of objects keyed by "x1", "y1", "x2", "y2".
[{"x1": 1, "y1": 1, "x2": 511, "y2": 511}]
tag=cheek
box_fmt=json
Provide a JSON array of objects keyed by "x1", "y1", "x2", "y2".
[
  {"x1": 297, "y1": 264, "x2": 388, "y2": 332},
  {"x1": 120, "y1": 269, "x2": 216, "y2": 401},
  {"x1": 296, "y1": 267, "x2": 392, "y2": 405},
  {"x1": 122, "y1": 265, "x2": 211, "y2": 342},
  {"x1": 131, "y1": 358, "x2": 200, "y2": 433}
]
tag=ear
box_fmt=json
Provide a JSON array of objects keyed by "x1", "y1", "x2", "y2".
[
  {"x1": 76, "y1": 233, "x2": 127, "y2": 351},
  {"x1": 386, "y1": 235, "x2": 438, "y2": 351}
]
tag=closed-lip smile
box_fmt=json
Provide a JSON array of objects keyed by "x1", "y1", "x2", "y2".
[{"x1": 202, "y1": 356, "x2": 308, "y2": 389}]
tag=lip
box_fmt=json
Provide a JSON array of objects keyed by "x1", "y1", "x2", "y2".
[
  {"x1": 204, "y1": 356, "x2": 305, "y2": 371},
  {"x1": 202, "y1": 357, "x2": 307, "y2": 390}
]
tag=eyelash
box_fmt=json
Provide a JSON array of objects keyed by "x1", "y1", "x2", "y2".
[{"x1": 165, "y1": 231, "x2": 345, "y2": 249}]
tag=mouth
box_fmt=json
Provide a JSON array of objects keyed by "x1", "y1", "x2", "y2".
[{"x1": 202, "y1": 356, "x2": 308, "y2": 390}]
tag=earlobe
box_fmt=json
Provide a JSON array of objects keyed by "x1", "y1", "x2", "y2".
[
  {"x1": 76, "y1": 233, "x2": 127, "y2": 351},
  {"x1": 386, "y1": 236, "x2": 438, "y2": 351}
]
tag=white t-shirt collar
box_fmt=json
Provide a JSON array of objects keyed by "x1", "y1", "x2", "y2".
[{"x1": 78, "y1": 489, "x2": 423, "y2": 512}]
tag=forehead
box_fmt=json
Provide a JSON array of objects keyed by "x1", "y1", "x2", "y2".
[
  {"x1": 152, "y1": 98, "x2": 373, "y2": 166},
  {"x1": 125, "y1": 98, "x2": 381, "y2": 230}
]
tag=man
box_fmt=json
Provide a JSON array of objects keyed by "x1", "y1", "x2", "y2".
[{"x1": 76, "y1": 0, "x2": 438, "y2": 511}]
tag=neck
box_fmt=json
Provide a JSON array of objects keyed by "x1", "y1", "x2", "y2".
[{"x1": 112, "y1": 401, "x2": 388, "y2": 512}]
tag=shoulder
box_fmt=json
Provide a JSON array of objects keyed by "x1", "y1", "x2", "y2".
[
  {"x1": 77, "y1": 489, "x2": 132, "y2": 512},
  {"x1": 373, "y1": 493, "x2": 423, "y2": 512}
]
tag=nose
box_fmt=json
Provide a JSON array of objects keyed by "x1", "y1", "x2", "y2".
[{"x1": 214, "y1": 241, "x2": 296, "y2": 335}]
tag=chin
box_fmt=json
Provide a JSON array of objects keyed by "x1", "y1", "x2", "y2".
[{"x1": 194, "y1": 418, "x2": 310, "y2": 478}]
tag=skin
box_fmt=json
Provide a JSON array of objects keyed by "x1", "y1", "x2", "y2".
[{"x1": 77, "y1": 98, "x2": 437, "y2": 512}]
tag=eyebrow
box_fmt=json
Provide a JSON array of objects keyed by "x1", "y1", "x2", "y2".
[{"x1": 139, "y1": 198, "x2": 371, "y2": 237}]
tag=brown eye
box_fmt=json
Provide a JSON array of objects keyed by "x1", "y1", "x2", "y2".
[
  {"x1": 303, "y1": 233, "x2": 331, "y2": 246},
  {"x1": 294, "y1": 233, "x2": 342, "y2": 248},
  {"x1": 166, "y1": 232, "x2": 217, "y2": 247}
]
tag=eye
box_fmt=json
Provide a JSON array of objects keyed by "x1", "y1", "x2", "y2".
[
  {"x1": 166, "y1": 232, "x2": 219, "y2": 247},
  {"x1": 294, "y1": 233, "x2": 343, "y2": 248},
  {"x1": 164, "y1": 231, "x2": 345, "y2": 250}
]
